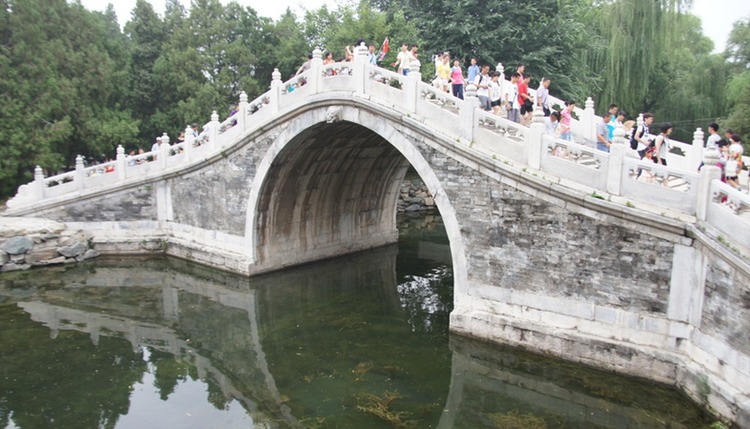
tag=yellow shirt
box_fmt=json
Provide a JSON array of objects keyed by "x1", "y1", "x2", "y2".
[{"x1": 437, "y1": 62, "x2": 450, "y2": 80}]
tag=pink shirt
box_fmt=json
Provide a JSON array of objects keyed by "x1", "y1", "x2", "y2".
[
  {"x1": 450, "y1": 66, "x2": 464, "y2": 85},
  {"x1": 561, "y1": 109, "x2": 572, "y2": 127}
]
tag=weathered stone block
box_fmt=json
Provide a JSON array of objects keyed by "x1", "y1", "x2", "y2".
[
  {"x1": 46, "y1": 256, "x2": 67, "y2": 265},
  {"x1": 0, "y1": 217, "x2": 65, "y2": 238},
  {"x1": 58, "y1": 242, "x2": 88, "y2": 258},
  {"x1": 1, "y1": 236, "x2": 34, "y2": 255},
  {"x1": 0, "y1": 252, "x2": 7, "y2": 265},
  {"x1": 80, "y1": 249, "x2": 100, "y2": 261},
  {"x1": 31, "y1": 240, "x2": 61, "y2": 253},
  {"x1": 1, "y1": 262, "x2": 30, "y2": 272},
  {"x1": 25, "y1": 248, "x2": 61, "y2": 265},
  {"x1": 404, "y1": 196, "x2": 423, "y2": 204},
  {"x1": 60, "y1": 232, "x2": 88, "y2": 247}
]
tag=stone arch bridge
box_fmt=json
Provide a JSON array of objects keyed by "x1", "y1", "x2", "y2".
[{"x1": 3, "y1": 48, "x2": 749, "y2": 426}]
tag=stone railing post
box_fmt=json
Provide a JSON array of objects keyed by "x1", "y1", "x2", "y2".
[
  {"x1": 688, "y1": 127, "x2": 704, "y2": 171},
  {"x1": 696, "y1": 145, "x2": 722, "y2": 220},
  {"x1": 606, "y1": 121, "x2": 627, "y2": 195},
  {"x1": 160, "y1": 133, "x2": 170, "y2": 169},
  {"x1": 238, "y1": 91, "x2": 248, "y2": 132},
  {"x1": 269, "y1": 69, "x2": 282, "y2": 113},
  {"x1": 459, "y1": 84, "x2": 479, "y2": 142},
  {"x1": 116, "y1": 145, "x2": 126, "y2": 180},
  {"x1": 526, "y1": 105, "x2": 545, "y2": 170},
  {"x1": 34, "y1": 165, "x2": 44, "y2": 200},
  {"x1": 495, "y1": 62, "x2": 504, "y2": 78},
  {"x1": 75, "y1": 155, "x2": 85, "y2": 191},
  {"x1": 354, "y1": 42, "x2": 368, "y2": 95},
  {"x1": 582, "y1": 97, "x2": 595, "y2": 141},
  {"x1": 184, "y1": 125, "x2": 194, "y2": 161},
  {"x1": 310, "y1": 47, "x2": 323, "y2": 94},
  {"x1": 404, "y1": 61, "x2": 421, "y2": 114},
  {"x1": 208, "y1": 112, "x2": 219, "y2": 150},
  {"x1": 635, "y1": 113, "x2": 644, "y2": 135}
]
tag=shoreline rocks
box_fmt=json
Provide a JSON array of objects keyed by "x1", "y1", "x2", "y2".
[
  {"x1": 398, "y1": 176, "x2": 436, "y2": 212},
  {"x1": 0, "y1": 217, "x2": 99, "y2": 272}
]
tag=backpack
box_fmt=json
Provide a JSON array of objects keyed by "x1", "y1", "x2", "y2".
[{"x1": 629, "y1": 125, "x2": 645, "y2": 150}]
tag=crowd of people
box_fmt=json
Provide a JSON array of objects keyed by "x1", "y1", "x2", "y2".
[
  {"x1": 703, "y1": 123, "x2": 746, "y2": 190},
  {"x1": 421, "y1": 52, "x2": 746, "y2": 189},
  {"x1": 82, "y1": 45, "x2": 746, "y2": 192}
]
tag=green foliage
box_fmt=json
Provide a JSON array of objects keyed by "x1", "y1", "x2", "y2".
[
  {"x1": 723, "y1": 19, "x2": 750, "y2": 140},
  {"x1": 723, "y1": 71, "x2": 750, "y2": 138},
  {"x1": 591, "y1": 0, "x2": 682, "y2": 114},
  {"x1": 391, "y1": 0, "x2": 599, "y2": 100},
  {"x1": 650, "y1": 13, "x2": 729, "y2": 141},
  {"x1": 726, "y1": 17, "x2": 750, "y2": 69},
  {"x1": 582, "y1": 1, "x2": 736, "y2": 144},
  {"x1": 303, "y1": 0, "x2": 419, "y2": 69},
  {"x1": 0, "y1": 0, "x2": 137, "y2": 197}
]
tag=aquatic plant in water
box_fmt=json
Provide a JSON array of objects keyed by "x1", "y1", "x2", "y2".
[
  {"x1": 355, "y1": 390, "x2": 419, "y2": 428},
  {"x1": 486, "y1": 410, "x2": 547, "y2": 429}
]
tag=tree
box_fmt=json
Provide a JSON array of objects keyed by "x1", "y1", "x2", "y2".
[
  {"x1": 648, "y1": 13, "x2": 729, "y2": 141},
  {"x1": 726, "y1": 17, "x2": 750, "y2": 69},
  {"x1": 125, "y1": 0, "x2": 169, "y2": 143},
  {"x1": 385, "y1": 0, "x2": 598, "y2": 100},
  {"x1": 0, "y1": 0, "x2": 136, "y2": 198},
  {"x1": 301, "y1": 1, "x2": 419, "y2": 70},
  {"x1": 588, "y1": 0, "x2": 691, "y2": 116},
  {"x1": 262, "y1": 8, "x2": 309, "y2": 81},
  {"x1": 723, "y1": 18, "x2": 750, "y2": 147}
]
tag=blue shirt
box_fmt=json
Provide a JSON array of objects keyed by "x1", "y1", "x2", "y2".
[
  {"x1": 467, "y1": 65, "x2": 480, "y2": 84},
  {"x1": 607, "y1": 116, "x2": 616, "y2": 140}
]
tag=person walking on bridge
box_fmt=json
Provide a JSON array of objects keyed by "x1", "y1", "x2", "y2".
[
  {"x1": 653, "y1": 123, "x2": 673, "y2": 166},
  {"x1": 634, "y1": 113, "x2": 654, "y2": 159},
  {"x1": 596, "y1": 115, "x2": 612, "y2": 152},
  {"x1": 706, "y1": 123, "x2": 721, "y2": 149},
  {"x1": 450, "y1": 59, "x2": 465, "y2": 99},
  {"x1": 536, "y1": 78, "x2": 551, "y2": 116},
  {"x1": 473, "y1": 65, "x2": 492, "y2": 111},
  {"x1": 560, "y1": 101, "x2": 575, "y2": 141}
]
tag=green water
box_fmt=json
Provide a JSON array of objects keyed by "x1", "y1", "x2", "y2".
[{"x1": 0, "y1": 214, "x2": 718, "y2": 428}]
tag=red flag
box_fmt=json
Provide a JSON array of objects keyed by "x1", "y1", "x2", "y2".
[{"x1": 378, "y1": 37, "x2": 390, "y2": 62}]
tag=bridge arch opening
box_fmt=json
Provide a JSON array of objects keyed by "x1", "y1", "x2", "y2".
[
  {"x1": 244, "y1": 110, "x2": 468, "y2": 298},
  {"x1": 254, "y1": 120, "x2": 410, "y2": 264}
]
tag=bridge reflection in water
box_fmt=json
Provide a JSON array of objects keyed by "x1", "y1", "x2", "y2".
[{"x1": 0, "y1": 222, "x2": 713, "y2": 428}]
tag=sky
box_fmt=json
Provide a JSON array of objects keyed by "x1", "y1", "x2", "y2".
[{"x1": 79, "y1": 0, "x2": 749, "y2": 53}]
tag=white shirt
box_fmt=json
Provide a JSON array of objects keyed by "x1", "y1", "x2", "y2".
[
  {"x1": 396, "y1": 51, "x2": 410, "y2": 69},
  {"x1": 725, "y1": 158, "x2": 738, "y2": 177},
  {"x1": 509, "y1": 83, "x2": 520, "y2": 109},
  {"x1": 706, "y1": 133, "x2": 721, "y2": 149},
  {"x1": 544, "y1": 118, "x2": 559, "y2": 136},
  {"x1": 473, "y1": 73, "x2": 490, "y2": 97},
  {"x1": 536, "y1": 84, "x2": 549, "y2": 108},
  {"x1": 489, "y1": 80, "x2": 502, "y2": 102},
  {"x1": 729, "y1": 142, "x2": 744, "y2": 157}
]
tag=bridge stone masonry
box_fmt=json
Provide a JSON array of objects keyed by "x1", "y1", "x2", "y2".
[{"x1": 2, "y1": 45, "x2": 750, "y2": 426}]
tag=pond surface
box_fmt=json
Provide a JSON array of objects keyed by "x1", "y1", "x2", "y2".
[{"x1": 0, "y1": 214, "x2": 717, "y2": 428}]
